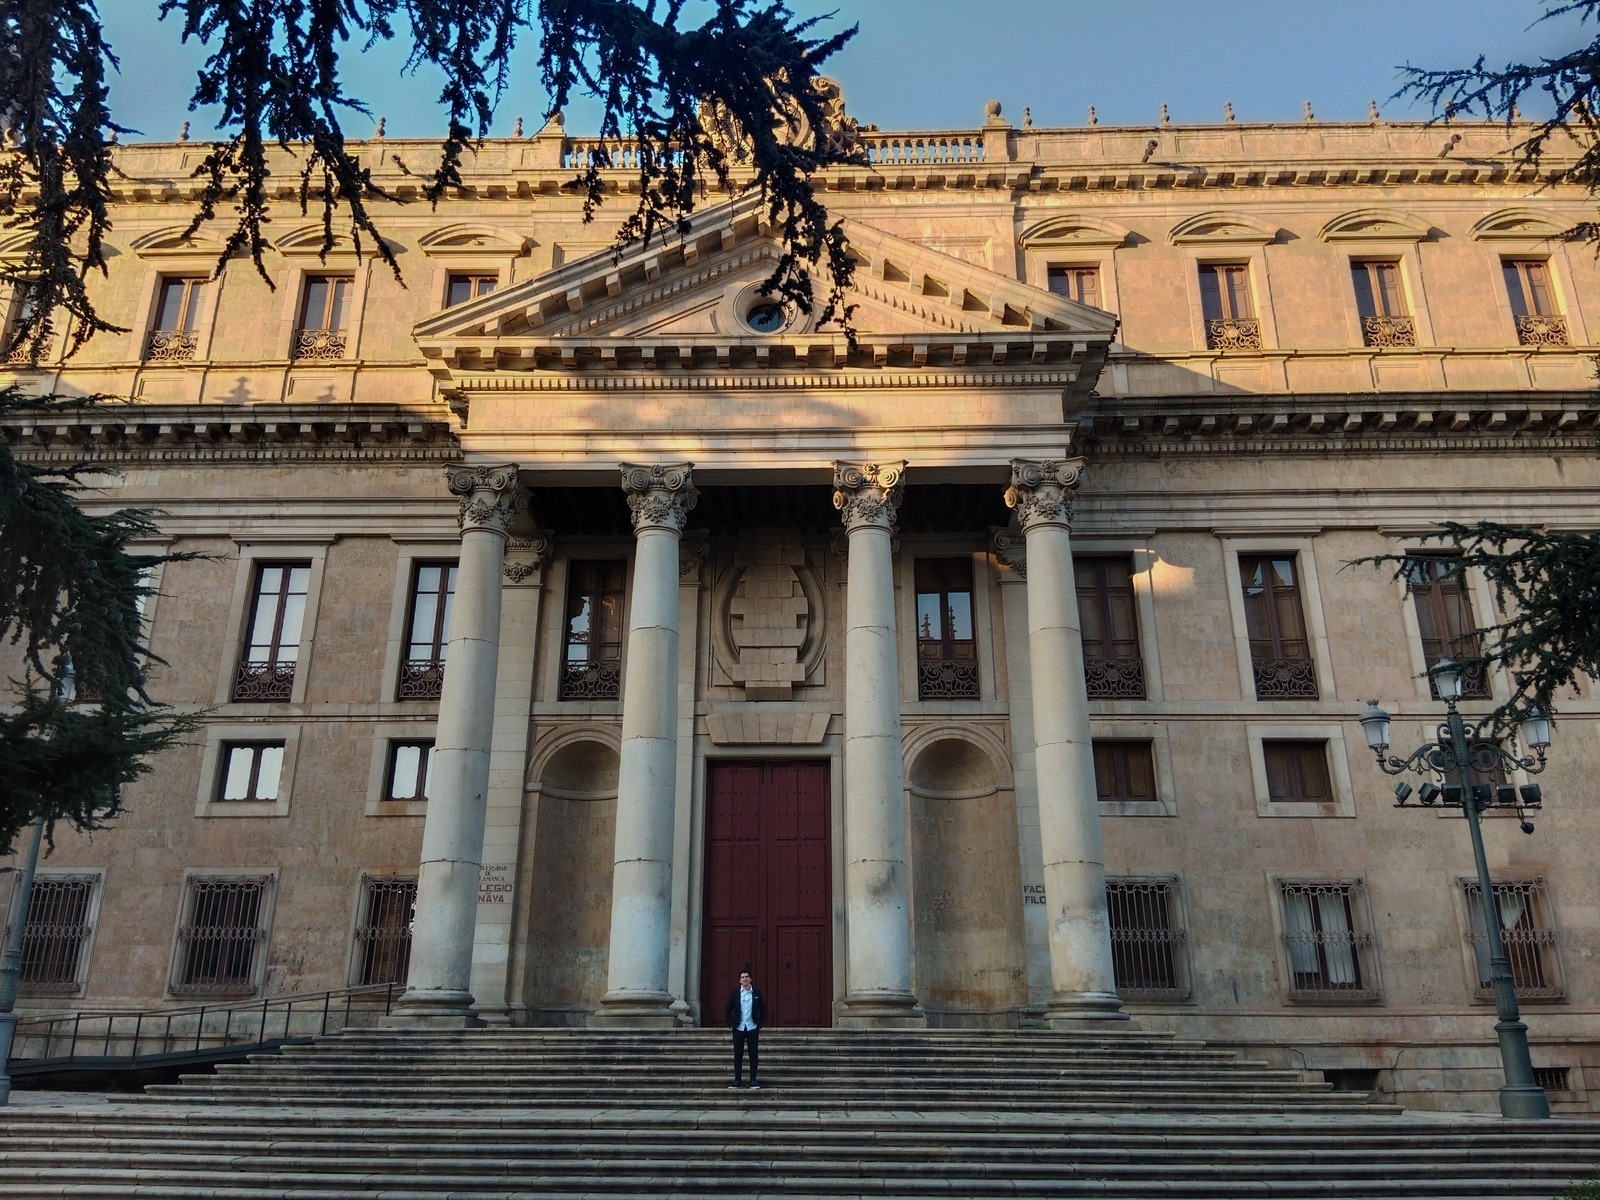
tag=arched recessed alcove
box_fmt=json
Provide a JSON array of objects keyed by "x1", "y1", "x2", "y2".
[
  {"x1": 524, "y1": 737, "x2": 619, "y2": 1025},
  {"x1": 906, "y1": 734, "x2": 1025, "y2": 1026}
]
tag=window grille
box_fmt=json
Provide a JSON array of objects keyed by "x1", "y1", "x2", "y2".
[
  {"x1": 234, "y1": 562, "x2": 311, "y2": 701},
  {"x1": 173, "y1": 876, "x2": 270, "y2": 996},
  {"x1": 1093, "y1": 741, "x2": 1157, "y2": 804},
  {"x1": 1532, "y1": 1066, "x2": 1570, "y2": 1092},
  {"x1": 1238, "y1": 554, "x2": 1318, "y2": 699},
  {"x1": 1502, "y1": 259, "x2": 1568, "y2": 346},
  {"x1": 915, "y1": 558, "x2": 979, "y2": 699},
  {"x1": 1405, "y1": 556, "x2": 1490, "y2": 699},
  {"x1": 146, "y1": 276, "x2": 207, "y2": 361},
  {"x1": 217, "y1": 742, "x2": 285, "y2": 803},
  {"x1": 1462, "y1": 878, "x2": 1563, "y2": 1001},
  {"x1": 1262, "y1": 740, "x2": 1334, "y2": 804},
  {"x1": 294, "y1": 275, "x2": 353, "y2": 359},
  {"x1": 560, "y1": 560, "x2": 626, "y2": 700},
  {"x1": 1279, "y1": 882, "x2": 1377, "y2": 1002},
  {"x1": 385, "y1": 741, "x2": 435, "y2": 802},
  {"x1": 354, "y1": 876, "x2": 417, "y2": 986},
  {"x1": 399, "y1": 561, "x2": 457, "y2": 700},
  {"x1": 446, "y1": 273, "x2": 497, "y2": 306},
  {"x1": 13, "y1": 876, "x2": 97, "y2": 993},
  {"x1": 1199, "y1": 263, "x2": 1260, "y2": 349},
  {"x1": 1106, "y1": 880, "x2": 1188, "y2": 1001},
  {"x1": 1075, "y1": 556, "x2": 1145, "y2": 699},
  {"x1": 1047, "y1": 265, "x2": 1100, "y2": 307}
]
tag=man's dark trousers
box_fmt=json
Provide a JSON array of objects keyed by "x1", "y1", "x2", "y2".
[{"x1": 732, "y1": 1027, "x2": 759, "y2": 1085}]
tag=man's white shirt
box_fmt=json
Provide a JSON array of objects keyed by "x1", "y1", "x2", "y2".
[{"x1": 738, "y1": 987, "x2": 756, "y2": 1031}]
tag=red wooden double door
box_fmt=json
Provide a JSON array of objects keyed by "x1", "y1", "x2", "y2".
[{"x1": 700, "y1": 761, "x2": 833, "y2": 1027}]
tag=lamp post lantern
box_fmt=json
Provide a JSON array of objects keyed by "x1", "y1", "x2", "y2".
[{"x1": 1358, "y1": 660, "x2": 1551, "y2": 1120}]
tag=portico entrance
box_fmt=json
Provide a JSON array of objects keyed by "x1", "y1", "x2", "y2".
[{"x1": 700, "y1": 761, "x2": 833, "y2": 1026}]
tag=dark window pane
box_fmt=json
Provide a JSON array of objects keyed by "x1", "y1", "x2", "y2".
[
  {"x1": 915, "y1": 557, "x2": 979, "y2": 698},
  {"x1": 561, "y1": 559, "x2": 627, "y2": 699}
]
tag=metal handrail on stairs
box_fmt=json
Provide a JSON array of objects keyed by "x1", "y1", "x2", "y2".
[{"x1": 7, "y1": 983, "x2": 399, "y2": 1076}]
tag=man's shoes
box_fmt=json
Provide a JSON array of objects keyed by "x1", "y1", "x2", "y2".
[
  {"x1": 749, "y1": 1079, "x2": 761, "y2": 1090},
  {"x1": 728, "y1": 1080, "x2": 741, "y2": 1089}
]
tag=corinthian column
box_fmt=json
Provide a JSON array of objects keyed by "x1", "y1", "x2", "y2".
[
  {"x1": 1004, "y1": 458, "x2": 1126, "y2": 1023},
  {"x1": 834, "y1": 461, "x2": 924, "y2": 1027},
  {"x1": 392, "y1": 463, "x2": 521, "y2": 1026},
  {"x1": 592, "y1": 463, "x2": 697, "y2": 1028}
]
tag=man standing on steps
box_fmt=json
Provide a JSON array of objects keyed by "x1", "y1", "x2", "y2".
[{"x1": 724, "y1": 969, "x2": 766, "y2": 1089}]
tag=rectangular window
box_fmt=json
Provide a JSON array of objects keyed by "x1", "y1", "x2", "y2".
[
  {"x1": 354, "y1": 876, "x2": 416, "y2": 986},
  {"x1": 1279, "y1": 882, "x2": 1375, "y2": 1000},
  {"x1": 560, "y1": 560, "x2": 626, "y2": 700},
  {"x1": 1351, "y1": 260, "x2": 1415, "y2": 347},
  {"x1": 1199, "y1": 262, "x2": 1260, "y2": 349},
  {"x1": 294, "y1": 275, "x2": 354, "y2": 359},
  {"x1": 217, "y1": 741, "x2": 285, "y2": 803},
  {"x1": 1462, "y1": 878, "x2": 1563, "y2": 1001},
  {"x1": 147, "y1": 276, "x2": 208, "y2": 361},
  {"x1": 16, "y1": 875, "x2": 97, "y2": 993},
  {"x1": 915, "y1": 557, "x2": 978, "y2": 699},
  {"x1": 446, "y1": 273, "x2": 498, "y2": 306},
  {"x1": 1406, "y1": 555, "x2": 1490, "y2": 700},
  {"x1": 1047, "y1": 265, "x2": 1100, "y2": 307},
  {"x1": 1263, "y1": 740, "x2": 1333, "y2": 804},
  {"x1": 1076, "y1": 556, "x2": 1144, "y2": 698},
  {"x1": 173, "y1": 876, "x2": 270, "y2": 996},
  {"x1": 384, "y1": 740, "x2": 435, "y2": 803},
  {"x1": 1093, "y1": 740, "x2": 1157, "y2": 803},
  {"x1": 234, "y1": 562, "x2": 311, "y2": 701},
  {"x1": 398, "y1": 561, "x2": 457, "y2": 700},
  {"x1": 1238, "y1": 554, "x2": 1318, "y2": 699},
  {"x1": 1502, "y1": 259, "x2": 1568, "y2": 346},
  {"x1": 1107, "y1": 879, "x2": 1188, "y2": 1001}
]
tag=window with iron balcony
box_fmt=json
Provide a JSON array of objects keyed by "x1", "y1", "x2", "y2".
[
  {"x1": 1107, "y1": 878, "x2": 1189, "y2": 1002},
  {"x1": 1351, "y1": 260, "x2": 1415, "y2": 347},
  {"x1": 12, "y1": 875, "x2": 98, "y2": 995},
  {"x1": 1406, "y1": 555, "x2": 1490, "y2": 700},
  {"x1": 560, "y1": 560, "x2": 626, "y2": 700},
  {"x1": 1238, "y1": 554, "x2": 1317, "y2": 699},
  {"x1": 1462, "y1": 878, "x2": 1564, "y2": 1002},
  {"x1": 915, "y1": 558, "x2": 979, "y2": 699},
  {"x1": 234, "y1": 562, "x2": 310, "y2": 701},
  {"x1": 1076, "y1": 556, "x2": 1145, "y2": 698},
  {"x1": 1199, "y1": 262, "x2": 1260, "y2": 350},
  {"x1": 353, "y1": 875, "x2": 417, "y2": 987},
  {"x1": 3, "y1": 281, "x2": 41, "y2": 364},
  {"x1": 1502, "y1": 259, "x2": 1568, "y2": 346},
  {"x1": 398, "y1": 561, "x2": 457, "y2": 700},
  {"x1": 172, "y1": 876, "x2": 271, "y2": 997},
  {"x1": 1278, "y1": 881, "x2": 1379, "y2": 1003},
  {"x1": 294, "y1": 274, "x2": 354, "y2": 360},
  {"x1": 146, "y1": 276, "x2": 208, "y2": 361}
]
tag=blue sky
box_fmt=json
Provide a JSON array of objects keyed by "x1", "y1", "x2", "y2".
[{"x1": 101, "y1": 0, "x2": 1590, "y2": 141}]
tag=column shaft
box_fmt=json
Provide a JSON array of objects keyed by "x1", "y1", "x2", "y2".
[
  {"x1": 592, "y1": 463, "x2": 696, "y2": 1028},
  {"x1": 393, "y1": 464, "x2": 520, "y2": 1025},
  {"x1": 1006, "y1": 459, "x2": 1126, "y2": 1023}
]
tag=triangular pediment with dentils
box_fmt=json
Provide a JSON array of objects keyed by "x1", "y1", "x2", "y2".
[{"x1": 414, "y1": 194, "x2": 1116, "y2": 379}]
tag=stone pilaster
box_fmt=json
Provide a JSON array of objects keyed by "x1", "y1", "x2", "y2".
[
  {"x1": 833, "y1": 461, "x2": 924, "y2": 1027},
  {"x1": 592, "y1": 463, "x2": 697, "y2": 1028},
  {"x1": 391, "y1": 463, "x2": 521, "y2": 1026},
  {"x1": 1004, "y1": 458, "x2": 1126, "y2": 1023}
]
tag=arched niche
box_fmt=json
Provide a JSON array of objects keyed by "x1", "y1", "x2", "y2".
[
  {"x1": 905, "y1": 732, "x2": 1025, "y2": 1024},
  {"x1": 524, "y1": 735, "x2": 620, "y2": 1024}
]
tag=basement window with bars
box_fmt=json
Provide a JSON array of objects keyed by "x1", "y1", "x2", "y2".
[
  {"x1": 8, "y1": 875, "x2": 99, "y2": 995},
  {"x1": 1461, "y1": 878, "x2": 1564, "y2": 1002},
  {"x1": 1106, "y1": 879, "x2": 1190, "y2": 1002},
  {"x1": 1277, "y1": 881, "x2": 1379, "y2": 1003},
  {"x1": 172, "y1": 876, "x2": 271, "y2": 997},
  {"x1": 353, "y1": 876, "x2": 417, "y2": 986}
]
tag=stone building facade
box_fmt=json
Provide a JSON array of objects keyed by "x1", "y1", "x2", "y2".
[{"x1": 3, "y1": 106, "x2": 1598, "y2": 1112}]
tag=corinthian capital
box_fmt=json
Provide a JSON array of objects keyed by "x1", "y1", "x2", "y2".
[
  {"x1": 832, "y1": 460, "x2": 907, "y2": 533},
  {"x1": 1004, "y1": 458, "x2": 1086, "y2": 533},
  {"x1": 620, "y1": 462, "x2": 698, "y2": 534},
  {"x1": 446, "y1": 463, "x2": 523, "y2": 537}
]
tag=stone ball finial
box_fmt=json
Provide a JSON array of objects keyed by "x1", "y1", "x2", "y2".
[
  {"x1": 373, "y1": 116, "x2": 386, "y2": 139},
  {"x1": 177, "y1": 120, "x2": 190, "y2": 142},
  {"x1": 984, "y1": 98, "x2": 1002, "y2": 121}
]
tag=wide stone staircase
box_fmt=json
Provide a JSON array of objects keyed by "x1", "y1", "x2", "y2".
[{"x1": 2, "y1": 1027, "x2": 1598, "y2": 1197}]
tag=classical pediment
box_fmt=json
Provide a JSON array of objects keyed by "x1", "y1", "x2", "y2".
[{"x1": 414, "y1": 194, "x2": 1115, "y2": 378}]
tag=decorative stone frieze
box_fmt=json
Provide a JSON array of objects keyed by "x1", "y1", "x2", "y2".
[
  {"x1": 1004, "y1": 458, "x2": 1085, "y2": 534},
  {"x1": 503, "y1": 531, "x2": 554, "y2": 583},
  {"x1": 447, "y1": 464, "x2": 522, "y2": 537},
  {"x1": 833, "y1": 461, "x2": 907, "y2": 532},
  {"x1": 620, "y1": 462, "x2": 698, "y2": 533}
]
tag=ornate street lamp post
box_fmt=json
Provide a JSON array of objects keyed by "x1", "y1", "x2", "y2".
[{"x1": 1356, "y1": 660, "x2": 1552, "y2": 1120}]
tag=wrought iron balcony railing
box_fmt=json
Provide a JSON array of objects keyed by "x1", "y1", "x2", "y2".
[
  {"x1": 1084, "y1": 656, "x2": 1146, "y2": 699},
  {"x1": 397, "y1": 658, "x2": 446, "y2": 700},
  {"x1": 233, "y1": 660, "x2": 295, "y2": 702},
  {"x1": 1252, "y1": 656, "x2": 1318, "y2": 699},
  {"x1": 1515, "y1": 314, "x2": 1569, "y2": 347},
  {"x1": 1205, "y1": 317, "x2": 1262, "y2": 350},
  {"x1": 146, "y1": 329, "x2": 199, "y2": 361},
  {"x1": 917, "y1": 657, "x2": 980, "y2": 699},
  {"x1": 293, "y1": 327, "x2": 349, "y2": 360},
  {"x1": 1361, "y1": 315, "x2": 1416, "y2": 348}
]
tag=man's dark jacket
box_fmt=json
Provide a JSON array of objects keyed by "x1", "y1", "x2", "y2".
[{"x1": 723, "y1": 986, "x2": 767, "y2": 1030}]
